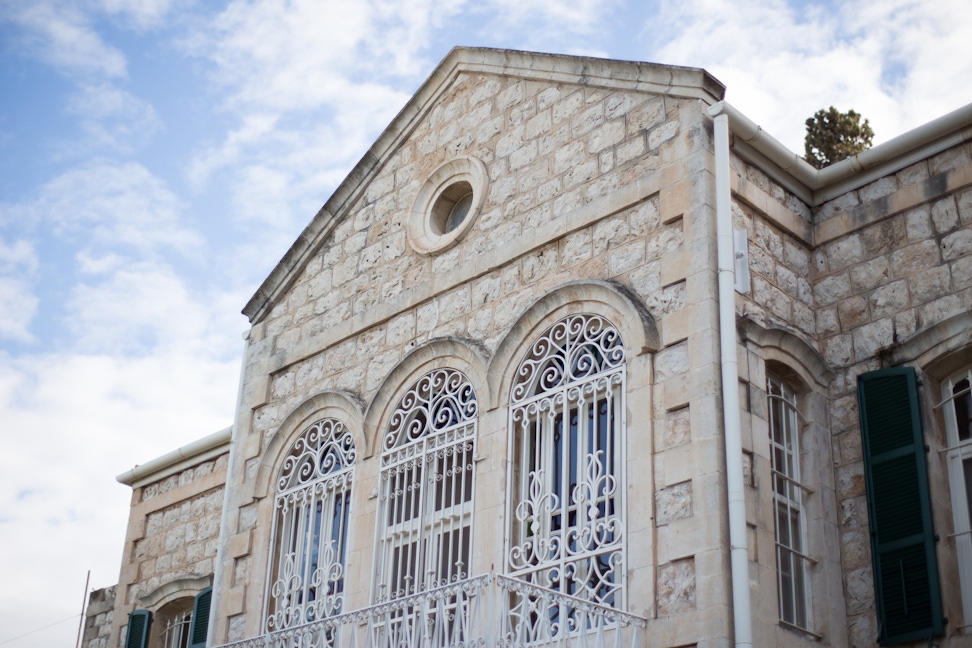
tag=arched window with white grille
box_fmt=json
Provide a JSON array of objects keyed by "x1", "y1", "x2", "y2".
[
  {"x1": 767, "y1": 371, "x2": 810, "y2": 630},
  {"x1": 375, "y1": 368, "x2": 478, "y2": 602},
  {"x1": 507, "y1": 313, "x2": 626, "y2": 607},
  {"x1": 264, "y1": 418, "x2": 355, "y2": 632}
]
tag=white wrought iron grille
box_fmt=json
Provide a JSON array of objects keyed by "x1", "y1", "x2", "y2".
[
  {"x1": 507, "y1": 314, "x2": 626, "y2": 609},
  {"x1": 375, "y1": 368, "x2": 478, "y2": 610},
  {"x1": 159, "y1": 605, "x2": 193, "y2": 648},
  {"x1": 942, "y1": 367, "x2": 972, "y2": 630},
  {"x1": 212, "y1": 572, "x2": 647, "y2": 648},
  {"x1": 265, "y1": 418, "x2": 355, "y2": 632},
  {"x1": 767, "y1": 372, "x2": 811, "y2": 630}
]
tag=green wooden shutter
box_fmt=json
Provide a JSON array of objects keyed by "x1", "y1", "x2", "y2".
[
  {"x1": 188, "y1": 587, "x2": 212, "y2": 648},
  {"x1": 857, "y1": 367, "x2": 944, "y2": 644},
  {"x1": 124, "y1": 610, "x2": 152, "y2": 648}
]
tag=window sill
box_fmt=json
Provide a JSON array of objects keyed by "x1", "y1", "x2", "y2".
[{"x1": 779, "y1": 619, "x2": 823, "y2": 641}]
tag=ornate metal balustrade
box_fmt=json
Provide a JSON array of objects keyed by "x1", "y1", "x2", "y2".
[{"x1": 214, "y1": 573, "x2": 646, "y2": 648}]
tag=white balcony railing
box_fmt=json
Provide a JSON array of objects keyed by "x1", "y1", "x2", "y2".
[{"x1": 216, "y1": 573, "x2": 647, "y2": 648}]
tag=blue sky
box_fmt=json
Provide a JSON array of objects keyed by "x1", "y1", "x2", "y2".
[{"x1": 1, "y1": 0, "x2": 970, "y2": 646}]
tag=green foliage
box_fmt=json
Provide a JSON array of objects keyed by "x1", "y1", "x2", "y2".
[{"x1": 804, "y1": 106, "x2": 874, "y2": 169}]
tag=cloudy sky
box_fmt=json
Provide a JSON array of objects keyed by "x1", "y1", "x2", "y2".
[{"x1": 0, "y1": 0, "x2": 970, "y2": 645}]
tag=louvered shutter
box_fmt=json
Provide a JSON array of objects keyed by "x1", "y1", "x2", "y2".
[
  {"x1": 124, "y1": 610, "x2": 152, "y2": 648},
  {"x1": 188, "y1": 587, "x2": 212, "y2": 648},
  {"x1": 857, "y1": 367, "x2": 944, "y2": 644}
]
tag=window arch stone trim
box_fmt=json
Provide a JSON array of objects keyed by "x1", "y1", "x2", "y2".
[
  {"x1": 882, "y1": 311, "x2": 972, "y2": 379},
  {"x1": 139, "y1": 575, "x2": 213, "y2": 610},
  {"x1": 487, "y1": 280, "x2": 657, "y2": 411},
  {"x1": 363, "y1": 337, "x2": 489, "y2": 458},
  {"x1": 253, "y1": 390, "x2": 365, "y2": 501},
  {"x1": 739, "y1": 317, "x2": 833, "y2": 389}
]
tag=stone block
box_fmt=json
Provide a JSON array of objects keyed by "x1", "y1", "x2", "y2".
[
  {"x1": 823, "y1": 333, "x2": 853, "y2": 367},
  {"x1": 932, "y1": 195, "x2": 960, "y2": 233},
  {"x1": 648, "y1": 120, "x2": 679, "y2": 150},
  {"x1": 656, "y1": 480, "x2": 694, "y2": 524},
  {"x1": 825, "y1": 234, "x2": 864, "y2": 271},
  {"x1": 656, "y1": 557, "x2": 696, "y2": 614},
  {"x1": 890, "y1": 240, "x2": 940, "y2": 278},
  {"x1": 849, "y1": 257, "x2": 889, "y2": 292},
  {"x1": 941, "y1": 227, "x2": 972, "y2": 261},
  {"x1": 868, "y1": 280, "x2": 908, "y2": 318},
  {"x1": 852, "y1": 318, "x2": 892, "y2": 359},
  {"x1": 663, "y1": 406, "x2": 691, "y2": 449},
  {"x1": 953, "y1": 255, "x2": 972, "y2": 289},
  {"x1": 816, "y1": 307, "x2": 839, "y2": 336},
  {"x1": 837, "y1": 296, "x2": 869, "y2": 329},
  {"x1": 836, "y1": 462, "x2": 865, "y2": 499},
  {"x1": 910, "y1": 265, "x2": 951, "y2": 302},
  {"x1": 918, "y1": 293, "x2": 963, "y2": 325}
]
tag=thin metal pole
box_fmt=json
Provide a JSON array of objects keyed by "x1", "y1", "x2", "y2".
[{"x1": 74, "y1": 570, "x2": 91, "y2": 648}]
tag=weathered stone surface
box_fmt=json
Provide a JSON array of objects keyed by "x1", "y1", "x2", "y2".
[
  {"x1": 868, "y1": 280, "x2": 908, "y2": 318},
  {"x1": 837, "y1": 296, "x2": 869, "y2": 329},
  {"x1": 656, "y1": 480, "x2": 693, "y2": 524},
  {"x1": 814, "y1": 274, "x2": 851, "y2": 306},
  {"x1": 655, "y1": 341, "x2": 689, "y2": 380},
  {"x1": 663, "y1": 406, "x2": 692, "y2": 449},
  {"x1": 849, "y1": 257, "x2": 889, "y2": 292},
  {"x1": 942, "y1": 227, "x2": 972, "y2": 261},
  {"x1": 657, "y1": 558, "x2": 696, "y2": 614}
]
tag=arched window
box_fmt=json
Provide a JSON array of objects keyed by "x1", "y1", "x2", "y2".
[
  {"x1": 767, "y1": 370, "x2": 810, "y2": 629},
  {"x1": 374, "y1": 368, "x2": 478, "y2": 602},
  {"x1": 265, "y1": 418, "x2": 355, "y2": 632},
  {"x1": 507, "y1": 313, "x2": 626, "y2": 607},
  {"x1": 942, "y1": 366, "x2": 972, "y2": 629}
]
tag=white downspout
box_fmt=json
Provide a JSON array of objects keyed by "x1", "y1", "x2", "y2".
[
  {"x1": 207, "y1": 332, "x2": 251, "y2": 646},
  {"x1": 709, "y1": 103, "x2": 753, "y2": 648}
]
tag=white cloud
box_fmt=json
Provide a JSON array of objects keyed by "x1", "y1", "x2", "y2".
[
  {"x1": 12, "y1": 161, "x2": 200, "y2": 260},
  {"x1": 0, "y1": 278, "x2": 38, "y2": 343},
  {"x1": 67, "y1": 82, "x2": 161, "y2": 152},
  {"x1": 98, "y1": 0, "x2": 178, "y2": 29},
  {"x1": 0, "y1": 238, "x2": 39, "y2": 343},
  {"x1": 2, "y1": 0, "x2": 127, "y2": 78},
  {"x1": 650, "y1": 0, "x2": 972, "y2": 152},
  {"x1": 65, "y1": 261, "x2": 246, "y2": 356},
  {"x1": 0, "y1": 347, "x2": 239, "y2": 648}
]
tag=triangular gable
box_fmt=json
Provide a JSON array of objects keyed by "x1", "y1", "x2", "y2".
[{"x1": 242, "y1": 47, "x2": 725, "y2": 324}]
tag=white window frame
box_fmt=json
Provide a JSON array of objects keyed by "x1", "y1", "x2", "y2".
[
  {"x1": 767, "y1": 371, "x2": 811, "y2": 630},
  {"x1": 941, "y1": 367, "x2": 972, "y2": 630},
  {"x1": 506, "y1": 313, "x2": 627, "y2": 608},
  {"x1": 154, "y1": 602, "x2": 192, "y2": 648},
  {"x1": 264, "y1": 418, "x2": 355, "y2": 632},
  {"x1": 373, "y1": 368, "x2": 478, "y2": 602}
]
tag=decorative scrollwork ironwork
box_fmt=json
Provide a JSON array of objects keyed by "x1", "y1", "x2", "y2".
[
  {"x1": 266, "y1": 418, "x2": 355, "y2": 633},
  {"x1": 507, "y1": 314, "x2": 626, "y2": 609},
  {"x1": 386, "y1": 368, "x2": 478, "y2": 450},
  {"x1": 376, "y1": 368, "x2": 478, "y2": 620},
  {"x1": 277, "y1": 418, "x2": 356, "y2": 493},
  {"x1": 511, "y1": 314, "x2": 624, "y2": 404}
]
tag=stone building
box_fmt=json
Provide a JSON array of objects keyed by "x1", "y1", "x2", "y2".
[{"x1": 87, "y1": 47, "x2": 972, "y2": 648}]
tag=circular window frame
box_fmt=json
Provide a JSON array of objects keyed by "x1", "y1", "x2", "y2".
[{"x1": 407, "y1": 157, "x2": 488, "y2": 256}]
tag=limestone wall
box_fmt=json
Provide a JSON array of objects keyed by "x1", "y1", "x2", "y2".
[
  {"x1": 109, "y1": 453, "x2": 228, "y2": 648},
  {"x1": 81, "y1": 586, "x2": 115, "y2": 648},
  {"x1": 215, "y1": 68, "x2": 734, "y2": 648},
  {"x1": 726, "y1": 139, "x2": 972, "y2": 647},
  {"x1": 813, "y1": 142, "x2": 972, "y2": 646}
]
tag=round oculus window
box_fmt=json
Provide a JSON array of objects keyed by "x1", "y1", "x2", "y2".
[{"x1": 407, "y1": 157, "x2": 487, "y2": 255}]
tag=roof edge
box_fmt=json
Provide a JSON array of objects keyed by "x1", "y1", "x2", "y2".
[
  {"x1": 243, "y1": 47, "x2": 726, "y2": 324},
  {"x1": 709, "y1": 100, "x2": 972, "y2": 207},
  {"x1": 116, "y1": 426, "x2": 232, "y2": 488}
]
